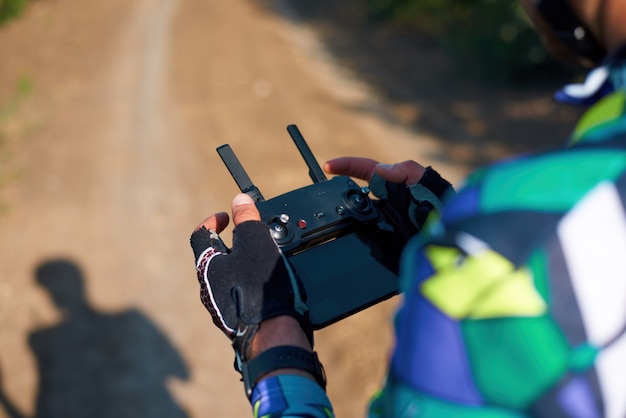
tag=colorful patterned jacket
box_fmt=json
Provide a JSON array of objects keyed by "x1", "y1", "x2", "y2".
[{"x1": 251, "y1": 47, "x2": 626, "y2": 418}]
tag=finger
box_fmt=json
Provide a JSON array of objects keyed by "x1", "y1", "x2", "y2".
[
  {"x1": 194, "y1": 212, "x2": 230, "y2": 234},
  {"x1": 231, "y1": 193, "x2": 261, "y2": 226},
  {"x1": 375, "y1": 160, "x2": 427, "y2": 185},
  {"x1": 323, "y1": 157, "x2": 379, "y2": 182}
]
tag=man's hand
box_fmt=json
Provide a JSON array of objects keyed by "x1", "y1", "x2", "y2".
[
  {"x1": 190, "y1": 194, "x2": 309, "y2": 360},
  {"x1": 192, "y1": 193, "x2": 257, "y2": 244},
  {"x1": 325, "y1": 157, "x2": 453, "y2": 231},
  {"x1": 324, "y1": 157, "x2": 427, "y2": 185}
]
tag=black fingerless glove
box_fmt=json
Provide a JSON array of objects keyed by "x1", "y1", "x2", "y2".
[
  {"x1": 190, "y1": 221, "x2": 309, "y2": 360},
  {"x1": 369, "y1": 166, "x2": 454, "y2": 231}
]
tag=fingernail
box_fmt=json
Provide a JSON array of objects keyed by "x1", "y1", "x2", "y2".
[
  {"x1": 232, "y1": 193, "x2": 253, "y2": 207},
  {"x1": 377, "y1": 163, "x2": 393, "y2": 170}
]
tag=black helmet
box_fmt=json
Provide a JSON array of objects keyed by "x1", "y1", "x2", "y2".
[{"x1": 521, "y1": 0, "x2": 606, "y2": 67}]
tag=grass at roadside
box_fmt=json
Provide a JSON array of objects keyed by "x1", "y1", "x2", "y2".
[
  {"x1": 0, "y1": 75, "x2": 34, "y2": 213},
  {"x1": 0, "y1": 0, "x2": 28, "y2": 26},
  {"x1": 363, "y1": 0, "x2": 576, "y2": 83}
]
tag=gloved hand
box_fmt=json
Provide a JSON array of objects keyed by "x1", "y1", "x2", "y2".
[
  {"x1": 190, "y1": 194, "x2": 309, "y2": 361},
  {"x1": 324, "y1": 158, "x2": 454, "y2": 231}
]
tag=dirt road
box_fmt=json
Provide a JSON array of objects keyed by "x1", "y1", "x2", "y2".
[
  {"x1": 0, "y1": 0, "x2": 576, "y2": 417},
  {"x1": 0, "y1": 0, "x2": 449, "y2": 417}
]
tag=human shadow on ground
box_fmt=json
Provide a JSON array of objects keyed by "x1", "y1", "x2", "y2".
[
  {"x1": 261, "y1": 0, "x2": 585, "y2": 169},
  {"x1": 0, "y1": 259, "x2": 189, "y2": 418},
  {"x1": 0, "y1": 364, "x2": 22, "y2": 418}
]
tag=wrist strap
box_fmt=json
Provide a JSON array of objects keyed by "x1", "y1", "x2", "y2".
[{"x1": 240, "y1": 346, "x2": 326, "y2": 398}]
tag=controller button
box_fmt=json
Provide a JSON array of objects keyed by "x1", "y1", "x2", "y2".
[
  {"x1": 297, "y1": 219, "x2": 307, "y2": 229},
  {"x1": 336, "y1": 206, "x2": 346, "y2": 215},
  {"x1": 314, "y1": 212, "x2": 326, "y2": 219},
  {"x1": 279, "y1": 213, "x2": 290, "y2": 224}
]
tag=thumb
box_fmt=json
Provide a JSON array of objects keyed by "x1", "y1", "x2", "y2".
[{"x1": 231, "y1": 193, "x2": 261, "y2": 226}]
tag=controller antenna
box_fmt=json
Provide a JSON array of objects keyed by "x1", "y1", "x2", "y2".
[
  {"x1": 287, "y1": 124, "x2": 328, "y2": 184},
  {"x1": 216, "y1": 144, "x2": 265, "y2": 203}
]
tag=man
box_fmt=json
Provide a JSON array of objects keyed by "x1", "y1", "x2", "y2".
[{"x1": 190, "y1": 0, "x2": 626, "y2": 416}]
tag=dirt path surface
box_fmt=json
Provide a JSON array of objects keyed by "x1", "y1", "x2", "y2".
[{"x1": 0, "y1": 1, "x2": 577, "y2": 417}]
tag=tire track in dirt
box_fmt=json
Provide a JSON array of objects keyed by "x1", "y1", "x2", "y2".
[
  {"x1": 103, "y1": 0, "x2": 252, "y2": 415},
  {"x1": 107, "y1": 0, "x2": 184, "y2": 284}
]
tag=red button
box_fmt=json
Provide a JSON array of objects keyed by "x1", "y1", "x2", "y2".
[{"x1": 297, "y1": 219, "x2": 307, "y2": 229}]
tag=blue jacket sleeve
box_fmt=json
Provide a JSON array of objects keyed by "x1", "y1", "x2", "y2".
[{"x1": 251, "y1": 375, "x2": 334, "y2": 418}]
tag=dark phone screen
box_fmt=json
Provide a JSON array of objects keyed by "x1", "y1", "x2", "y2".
[{"x1": 287, "y1": 231, "x2": 400, "y2": 329}]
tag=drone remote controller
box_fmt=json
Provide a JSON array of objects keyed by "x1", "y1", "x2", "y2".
[{"x1": 217, "y1": 125, "x2": 415, "y2": 329}]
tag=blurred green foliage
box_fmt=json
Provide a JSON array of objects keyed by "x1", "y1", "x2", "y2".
[
  {"x1": 365, "y1": 0, "x2": 572, "y2": 82},
  {"x1": 0, "y1": 75, "x2": 33, "y2": 212},
  {"x1": 0, "y1": 75, "x2": 32, "y2": 122},
  {"x1": 0, "y1": 0, "x2": 28, "y2": 26}
]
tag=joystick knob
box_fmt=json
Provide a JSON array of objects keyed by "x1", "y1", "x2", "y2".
[
  {"x1": 346, "y1": 190, "x2": 372, "y2": 214},
  {"x1": 269, "y1": 214, "x2": 291, "y2": 242}
]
